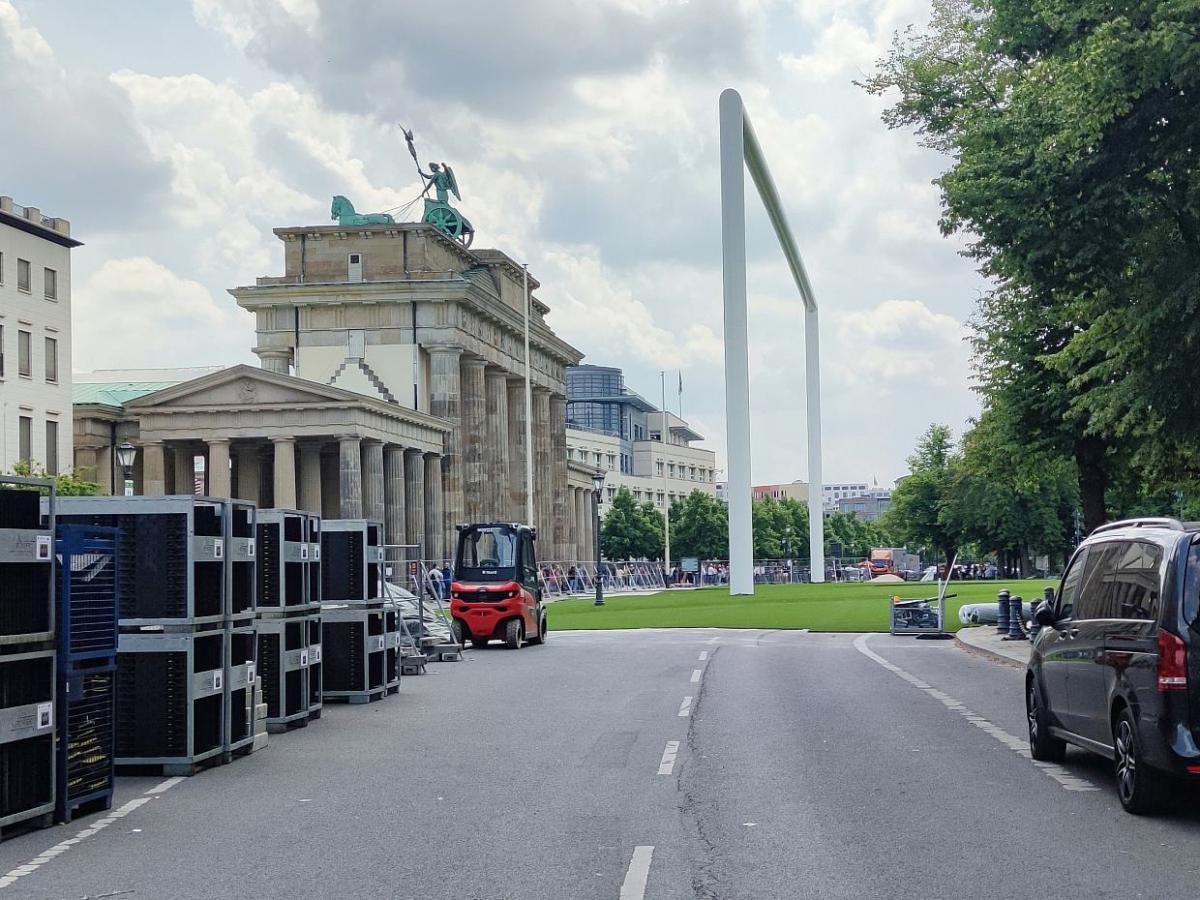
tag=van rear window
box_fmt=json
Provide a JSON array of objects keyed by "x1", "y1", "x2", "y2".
[{"x1": 1185, "y1": 543, "x2": 1200, "y2": 625}]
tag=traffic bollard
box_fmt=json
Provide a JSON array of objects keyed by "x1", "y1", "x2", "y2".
[
  {"x1": 1003, "y1": 595, "x2": 1024, "y2": 640},
  {"x1": 1030, "y1": 585, "x2": 1055, "y2": 643},
  {"x1": 996, "y1": 589, "x2": 1011, "y2": 635}
]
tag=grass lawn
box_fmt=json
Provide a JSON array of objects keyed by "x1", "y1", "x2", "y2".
[{"x1": 546, "y1": 579, "x2": 1055, "y2": 633}]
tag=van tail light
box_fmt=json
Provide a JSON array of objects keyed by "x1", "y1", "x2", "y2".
[{"x1": 1157, "y1": 630, "x2": 1188, "y2": 691}]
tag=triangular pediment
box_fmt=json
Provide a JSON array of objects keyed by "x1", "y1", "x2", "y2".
[{"x1": 127, "y1": 364, "x2": 374, "y2": 410}]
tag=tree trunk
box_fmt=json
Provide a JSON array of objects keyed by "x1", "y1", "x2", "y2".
[{"x1": 1074, "y1": 437, "x2": 1108, "y2": 534}]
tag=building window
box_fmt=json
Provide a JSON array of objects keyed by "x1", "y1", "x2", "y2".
[
  {"x1": 607, "y1": 486, "x2": 616, "y2": 501},
  {"x1": 0, "y1": 251, "x2": 4, "y2": 285},
  {"x1": 17, "y1": 258, "x2": 31, "y2": 293},
  {"x1": 44, "y1": 267, "x2": 57, "y2": 300},
  {"x1": 44, "y1": 420, "x2": 58, "y2": 475},
  {"x1": 44, "y1": 337, "x2": 57, "y2": 383},
  {"x1": 656, "y1": 461, "x2": 664, "y2": 477},
  {"x1": 18, "y1": 416, "x2": 31, "y2": 463},
  {"x1": 18, "y1": 330, "x2": 32, "y2": 377},
  {"x1": 668, "y1": 463, "x2": 676, "y2": 478},
  {"x1": 657, "y1": 491, "x2": 664, "y2": 506},
  {"x1": 0, "y1": 324, "x2": 4, "y2": 377},
  {"x1": 606, "y1": 453, "x2": 615, "y2": 470}
]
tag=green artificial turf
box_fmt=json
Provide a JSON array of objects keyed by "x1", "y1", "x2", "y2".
[{"x1": 545, "y1": 580, "x2": 1055, "y2": 633}]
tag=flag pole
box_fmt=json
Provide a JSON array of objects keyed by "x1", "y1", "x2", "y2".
[
  {"x1": 661, "y1": 370, "x2": 671, "y2": 574},
  {"x1": 523, "y1": 265, "x2": 535, "y2": 528}
]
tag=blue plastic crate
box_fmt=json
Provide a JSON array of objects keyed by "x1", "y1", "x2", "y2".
[
  {"x1": 56, "y1": 663, "x2": 115, "y2": 823},
  {"x1": 56, "y1": 526, "x2": 119, "y2": 666}
]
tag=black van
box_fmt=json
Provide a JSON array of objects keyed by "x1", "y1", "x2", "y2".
[{"x1": 1027, "y1": 518, "x2": 1200, "y2": 814}]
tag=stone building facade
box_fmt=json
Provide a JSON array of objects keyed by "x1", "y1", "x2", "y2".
[{"x1": 72, "y1": 223, "x2": 594, "y2": 563}]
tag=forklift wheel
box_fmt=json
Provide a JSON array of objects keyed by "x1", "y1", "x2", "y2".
[
  {"x1": 528, "y1": 616, "x2": 547, "y2": 646},
  {"x1": 451, "y1": 619, "x2": 466, "y2": 646},
  {"x1": 505, "y1": 619, "x2": 524, "y2": 649}
]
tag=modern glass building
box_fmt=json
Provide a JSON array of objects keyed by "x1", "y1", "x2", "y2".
[{"x1": 566, "y1": 365, "x2": 657, "y2": 474}]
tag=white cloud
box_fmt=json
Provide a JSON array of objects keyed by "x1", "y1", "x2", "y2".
[{"x1": 73, "y1": 258, "x2": 253, "y2": 372}]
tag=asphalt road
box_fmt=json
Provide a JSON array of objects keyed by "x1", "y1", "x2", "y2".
[{"x1": 3, "y1": 629, "x2": 1200, "y2": 899}]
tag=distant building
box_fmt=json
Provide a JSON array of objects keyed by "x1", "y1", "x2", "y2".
[
  {"x1": 837, "y1": 494, "x2": 891, "y2": 522},
  {"x1": 752, "y1": 480, "x2": 809, "y2": 502},
  {"x1": 566, "y1": 364, "x2": 716, "y2": 515},
  {"x1": 0, "y1": 195, "x2": 81, "y2": 475}
]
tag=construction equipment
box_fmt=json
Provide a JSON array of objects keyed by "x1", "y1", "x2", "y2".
[{"x1": 448, "y1": 523, "x2": 546, "y2": 650}]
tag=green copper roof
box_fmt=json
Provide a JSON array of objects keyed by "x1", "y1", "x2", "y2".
[{"x1": 72, "y1": 381, "x2": 183, "y2": 407}]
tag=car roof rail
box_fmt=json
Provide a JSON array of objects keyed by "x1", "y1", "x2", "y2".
[{"x1": 1090, "y1": 517, "x2": 1184, "y2": 536}]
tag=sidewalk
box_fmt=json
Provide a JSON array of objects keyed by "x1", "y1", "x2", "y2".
[{"x1": 955, "y1": 625, "x2": 1031, "y2": 667}]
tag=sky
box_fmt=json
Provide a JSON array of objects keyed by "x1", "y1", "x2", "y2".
[{"x1": 0, "y1": 0, "x2": 987, "y2": 486}]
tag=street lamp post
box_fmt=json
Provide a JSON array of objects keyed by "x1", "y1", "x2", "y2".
[
  {"x1": 783, "y1": 524, "x2": 793, "y2": 584},
  {"x1": 592, "y1": 470, "x2": 606, "y2": 606},
  {"x1": 116, "y1": 442, "x2": 137, "y2": 497}
]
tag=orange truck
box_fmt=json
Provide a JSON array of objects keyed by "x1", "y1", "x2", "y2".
[{"x1": 867, "y1": 548, "x2": 919, "y2": 578}]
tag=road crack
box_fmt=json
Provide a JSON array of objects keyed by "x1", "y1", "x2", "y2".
[{"x1": 679, "y1": 645, "x2": 721, "y2": 899}]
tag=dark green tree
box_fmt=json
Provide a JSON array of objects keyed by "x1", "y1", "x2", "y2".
[
  {"x1": 600, "y1": 487, "x2": 663, "y2": 560},
  {"x1": 669, "y1": 490, "x2": 729, "y2": 560},
  {"x1": 6, "y1": 461, "x2": 99, "y2": 497},
  {"x1": 883, "y1": 424, "x2": 961, "y2": 565}
]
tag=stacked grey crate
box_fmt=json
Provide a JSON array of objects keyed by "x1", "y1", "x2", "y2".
[
  {"x1": 0, "y1": 477, "x2": 57, "y2": 837},
  {"x1": 56, "y1": 496, "x2": 259, "y2": 775},
  {"x1": 255, "y1": 509, "x2": 321, "y2": 731},
  {"x1": 319, "y1": 520, "x2": 391, "y2": 703}
]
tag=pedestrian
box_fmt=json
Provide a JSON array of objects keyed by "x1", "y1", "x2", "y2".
[
  {"x1": 441, "y1": 564, "x2": 452, "y2": 598},
  {"x1": 429, "y1": 565, "x2": 443, "y2": 600}
]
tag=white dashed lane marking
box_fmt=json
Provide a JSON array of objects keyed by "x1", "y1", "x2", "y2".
[
  {"x1": 658, "y1": 741, "x2": 680, "y2": 775},
  {"x1": 0, "y1": 796, "x2": 154, "y2": 890},
  {"x1": 853, "y1": 634, "x2": 1098, "y2": 792},
  {"x1": 690, "y1": 669, "x2": 702, "y2": 683},
  {"x1": 620, "y1": 846, "x2": 655, "y2": 900},
  {"x1": 698, "y1": 651, "x2": 709, "y2": 661},
  {"x1": 678, "y1": 696, "x2": 693, "y2": 717},
  {"x1": 144, "y1": 776, "x2": 185, "y2": 795}
]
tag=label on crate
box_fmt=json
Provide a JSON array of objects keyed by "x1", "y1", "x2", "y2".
[
  {"x1": 212, "y1": 670, "x2": 224, "y2": 690},
  {"x1": 36, "y1": 534, "x2": 51, "y2": 560},
  {"x1": 310, "y1": 645, "x2": 321, "y2": 663},
  {"x1": 36, "y1": 702, "x2": 52, "y2": 730},
  {"x1": 312, "y1": 545, "x2": 320, "y2": 561},
  {"x1": 300, "y1": 650, "x2": 309, "y2": 667},
  {"x1": 246, "y1": 662, "x2": 256, "y2": 684},
  {"x1": 247, "y1": 539, "x2": 256, "y2": 558},
  {"x1": 300, "y1": 544, "x2": 309, "y2": 561},
  {"x1": 372, "y1": 636, "x2": 385, "y2": 652},
  {"x1": 214, "y1": 538, "x2": 224, "y2": 560}
]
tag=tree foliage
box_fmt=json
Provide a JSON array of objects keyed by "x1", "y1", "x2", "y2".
[
  {"x1": 600, "y1": 487, "x2": 664, "y2": 560},
  {"x1": 5, "y1": 461, "x2": 99, "y2": 497},
  {"x1": 669, "y1": 490, "x2": 728, "y2": 561}
]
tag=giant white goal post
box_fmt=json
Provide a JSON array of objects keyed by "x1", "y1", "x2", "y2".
[{"x1": 720, "y1": 88, "x2": 824, "y2": 595}]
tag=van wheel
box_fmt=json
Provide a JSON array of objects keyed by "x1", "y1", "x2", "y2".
[
  {"x1": 1027, "y1": 678, "x2": 1066, "y2": 763},
  {"x1": 504, "y1": 619, "x2": 523, "y2": 649},
  {"x1": 528, "y1": 616, "x2": 547, "y2": 646},
  {"x1": 1114, "y1": 707, "x2": 1168, "y2": 815}
]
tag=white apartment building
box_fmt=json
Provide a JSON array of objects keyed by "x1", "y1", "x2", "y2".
[
  {"x1": 0, "y1": 196, "x2": 80, "y2": 475},
  {"x1": 567, "y1": 423, "x2": 717, "y2": 515}
]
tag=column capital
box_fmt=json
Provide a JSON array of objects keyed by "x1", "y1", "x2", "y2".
[
  {"x1": 270, "y1": 436, "x2": 296, "y2": 445},
  {"x1": 427, "y1": 344, "x2": 465, "y2": 357},
  {"x1": 461, "y1": 355, "x2": 488, "y2": 371},
  {"x1": 206, "y1": 437, "x2": 230, "y2": 446}
]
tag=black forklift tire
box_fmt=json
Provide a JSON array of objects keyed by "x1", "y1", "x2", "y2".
[
  {"x1": 528, "y1": 615, "x2": 547, "y2": 645},
  {"x1": 451, "y1": 618, "x2": 466, "y2": 646},
  {"x1": 505, "y1": 618, "x2": 523, "y2": 649}
]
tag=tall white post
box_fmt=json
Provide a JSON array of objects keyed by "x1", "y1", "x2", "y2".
[
  {"x1": 805, "y1": 305, "x2": 825, "y2": 582},
  {"x1": 719, "y1": 89, "x2": 754, "y2": 596},
  {"x1": 660, "y1": 372, "x2": 671, "y2": 570},
  {"x1": 522, "y1": 264, "x2": 535, "y2": 527},
  {"x1": 720, "y1": 87, "x2": 825, "y2": 592}
]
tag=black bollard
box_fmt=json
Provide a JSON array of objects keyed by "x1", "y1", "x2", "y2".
[
  {"x1": 996, "y1": 589, "x2": 1011, "y2": 635},
  {"x1": 1003, "y1": 596, "x2": 1025, "y2": 640}
]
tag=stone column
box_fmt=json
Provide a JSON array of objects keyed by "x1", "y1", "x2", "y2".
[
  {"x1": 404, "y1": 449, "x2": 425, "y2": 557},
  {"x1": 507, "y1": 378, "x2": 529, "y2": 523},
  {"x1": 338, "y1": 436, "x2": 363, "y2": 519},
  {"x1": 533, "y1": 389, "x2": 552, "y2": 544},
  {"x1": 257, "y1": 349, "x2": 292, "y2": 374},
  {"x1": 384, "y1": 445, "x2": 406, "y2": 546},
  {"x1": 74, "y1": 447, "x2": 99, "y2": 487},
  {"x1": 429, "y1": 347, "x2": 463, "y2": 544},
  {"x1": 424, "y1": 453, "x2": 444, "y2": 564},
  {"x1": 581, "y1": 489, "x2": 594, "y2": 564},
  {"x1": 142, "y1": 442, "x2": 166, "y2": 496},
  {"x1": 95, "y1": 444, "x2": 113, "y2": 495},
  {"x1": 360, "y1": 439, "x2": 385, "y2": 524},
  {"x1": 566, "y1": 486, "x2": 577, "y2": 562},
  {"x1": 236, "y1": 444, "x2": 262, "y2": 504},
  {"x1": 207, "y1": 439, "x2": 231, "y2": 498},
  {"x1": 273, "y1": 438, "x2": 297, "y2": 509},
  {"x1": 484, "y1": 368, "x2": 510, "y2": 520},
  {"x1": 299, "y1": 442, "x2": 323, "y2": 515},
  {"x1": 576, "y1": 487, "x2": 589, "y2": 560},
  {"x1": 460, "y1": 357, "x2": 487, "y2": 523},
  {"x1": 550, "y1": 396, "x2": 569, "y2": 560},
  {"x1": 173, "y1": 445, "x2": 195, "y2": 495}
]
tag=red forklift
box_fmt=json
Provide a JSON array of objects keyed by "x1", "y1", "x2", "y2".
[{"x1": 449, "y1": 523, "x2": 546, "y2": 649}]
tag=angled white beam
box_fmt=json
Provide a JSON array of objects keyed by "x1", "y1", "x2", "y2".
[{"x1": 720, "y1": 88, "x2": 825, "y2": 595}]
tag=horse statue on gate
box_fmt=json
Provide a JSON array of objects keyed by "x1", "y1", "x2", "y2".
[{"x1": 330, "y1": 195, "x2": 395, "y2": 226}]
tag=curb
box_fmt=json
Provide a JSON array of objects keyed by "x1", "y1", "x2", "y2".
[{"x1": 954, "y1": 631, "x2": 1028, "y2": 669}]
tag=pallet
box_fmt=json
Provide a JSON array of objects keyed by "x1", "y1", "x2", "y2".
[
  {"x1": 57, "y1": 791, "x2": 113, "y2": 825},
  {"x1": 307, "y1": 707, "x2": 322, "y2": 721},
  {"x1": 0, "y1": 811, "x2": 53, "y2": 843},
  {"x1": 322, "y1": 686, "x2": 386, "y2": 705},
  {"x1": 426, "y1": 643, "x2": 463, "y2": 662},
  {"x1": 116, "y1": 753, "x2": 226, "y2": 778},
  {"x1": 266, "y1": 716, "x2": 309, "y2": 734},
  {"x1": 401, "y1": 655, "x2": 427, "y2": 675},
  {"x1": 385, "y1": 683, "x2": 400, "y2": 696}
]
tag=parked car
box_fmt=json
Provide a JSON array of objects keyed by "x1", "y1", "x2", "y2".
[{"x1": 1026, "y1": 518, "x2": 1200, "y2": 813}]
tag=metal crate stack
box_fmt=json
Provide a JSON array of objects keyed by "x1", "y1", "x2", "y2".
[
  {"x1": 0, "y1": 477, "x2": 57, "y2": 837},
  {"x1": 255, "y1": 509, "x2": 320, "y2": 732},
  {"x1": 382, "y1": 599, "x2": 401, "y2": 695},
  {"x1": 306, "y1": 515, "x2": 323, "y2": 721},
  {"x1": 320, "y1": 520, "x2": 389, "y2": 703},
  {"x1": 54, "y1": 525, "x2": 119, "y2": 824},
  {"x1": 57, "y1": 496, "x2": 259, "y2": 775}
]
